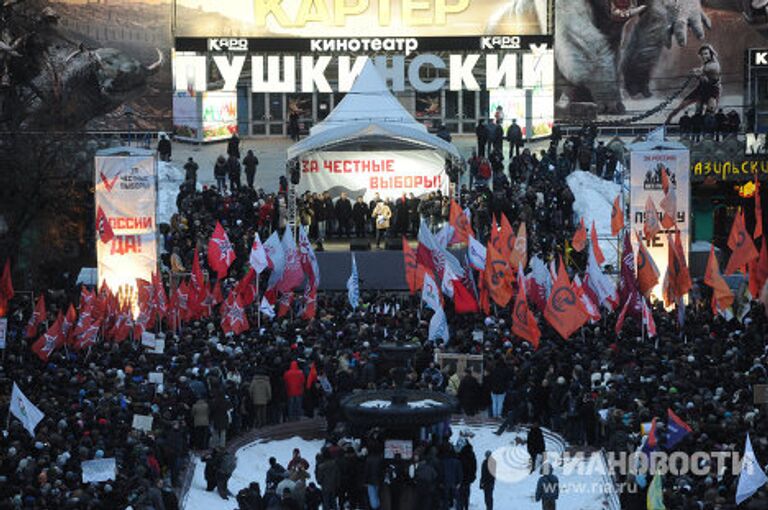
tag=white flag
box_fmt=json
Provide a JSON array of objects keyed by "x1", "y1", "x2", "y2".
[
  {"x1": 10, "y1": 383, "x2": 45, "y2": 437},
  {"x1": 347, "y1": 254, "x2": 360, "y2": 310},
  {"x1": 586, "y1": 245, "x2": 619, "y2": 310},
  {"x1": 467, "y1": 235, "x2": 487, "y2": 271},
  {"x1": 259, "y1": 296, "x2": 275, "y2": 319},
  {"x1": 428, "y1": 306, "x2": 449, "y2": 343},
  {"x1": 434, "y1": 224, "x2": 454, "y2": 250},
  {"x1": 421, "y1": 273, "x2": 442, "y2": 312},
  {"x1": 736, "y1": 433, "x2": 768, "y2": 505},
  {"x1": 264, "y1": 231, "x2": 285, "y2": 288},
  {"x1": 441, "y1": 262, "x2": 458, "y2": 299},
  {"x1": 249, "y1": 233, "x2": 269, "y2": 274}
]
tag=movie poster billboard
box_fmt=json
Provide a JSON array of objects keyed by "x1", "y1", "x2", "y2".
[
  {"x1": 297, "y1": 150, "x2": 449, "y2": 201},
  {"x1": 174, "y1": 0, "x2": 550, "y2": 38},
  {"x1": 51, "y1": 0, "x2": 173, "y2": 131},
  {"x1": 554, "y1": 2, "x2": 768, "y2": 124},
  {"x1": 95, "y1": 150, "x2": 158, "y2": 307},
  {"x1": 630, "y1": 146, "x2": 691, "y2": 301}
]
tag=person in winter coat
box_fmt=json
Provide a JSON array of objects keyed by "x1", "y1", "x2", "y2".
[
  {"x1": 249, "y1": 372, "x2": 272, "y2": 428},
  {"x1": 475, "y1": 119, "x2": 488, "y2": 157},
  {"x1": 457, "y1": 443, "x2": 477, "y2": 510},
  {"x1": 227, "y1": 134, "x2": 241, "y2": 159},
  {"x1": 287, "y1": 448, "x2": 310, "y2": 473},
  {"x1": 527, "y1": 421, "x2": 546, "y2": 473},
  {"x1": 209, "y1": 389, "x2": 232, "y2": 448},
  {"x1": 534, "y1": 463, "x2": 559, "y2": 510},
  {"x1": 266, "y1": 457, "x2": 287, "y2": 492},
  {"x1": 243, "y1": 150, "x2": 259, "y2": 189},
  {"x1": 315, "y1": 449, "x2": 340, "y2": 510},
  {"x1": 183, "y1": 157, "x2": 198, "y2": 187},
  {"x1": 228, "y1": 155, "x2": 242, "y2": 191},
  {"x1": 488, "y1": 359, "x2": 510, "y2": 418},
  {"x1": 441, "y1": 447, "x2": 463, "y2": 510},
  {"x1": 237, "y1": 482, "x2": 264, "y2": 510},
  {"x1": 372, "y1": 200, "x2": 391, "y2": 248},
  {"x1": 205, "y1": 449, "x2": 222, "y2": 492},
  {"x1": 352, "y1": 196, "x2": 369, "y2": 238},
  {"x1": 364, "y1": 450, "x2": 384, "y2": 510},
  {"x1": 506, "y1": 119, "x2": 524, "y2": 158},
  {"x1": 191, "y1": 397, "x2": 210, "y2": 450},
  {"x1": 479, "y1": 451, "x2": 495, "y2": 510},
  {"x1": 214, "y1": 155, "x2": 228, "y2": 192},
  {"x1": 457, "y1": 369, "x2": 481, "y2": 416},
  {"x1": 283, "y1": 361, "x2": 306, "y2": 421},
  {"x1": 335, "y1": 192, "x2": 353, "y2": 237},
  {"x1": 157, "y1": 134, "x2": 172, "y2": 161},
  {"x1": 411, "y1": 454, "x2": 437, "y2": 509},
  {"x1": 217, "y1": 450, "x2": 237, "y2": 499}
]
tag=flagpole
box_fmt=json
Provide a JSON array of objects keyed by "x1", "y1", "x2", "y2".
[{"x1": 256, "y1": 274, "x2": 261, "y2": 330}]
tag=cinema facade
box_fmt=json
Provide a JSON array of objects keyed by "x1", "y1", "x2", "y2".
[{"x1": 171, "y1": 0, "x2": 554, "y2": 142}]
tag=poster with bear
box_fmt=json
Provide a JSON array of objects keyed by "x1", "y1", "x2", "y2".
[{"x1": 554, "y1": 1, "x2": 768, "y2": 125}]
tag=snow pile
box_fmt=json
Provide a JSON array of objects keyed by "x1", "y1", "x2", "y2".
[
  {"x1": 156, "y1": 161, "x2": 185, "y2": 226},
  {"x1": 182, "y1": 425, "x2": 611, "y2": 510},
  {"x1": 360, "y1": 400, "x2": 392, "y2": 409},
  {"x1": 408, "y1": 399, "x2": 443, "y2": 408},
  {"x1": 566, "y1": 171, "x2": 622, "y2": 267}
]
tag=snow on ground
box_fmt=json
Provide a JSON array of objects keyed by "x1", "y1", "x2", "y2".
[
  {"x1": 567, "y1": 170, "x2": 622, "y2": 268},
  {"x1": 157, "y1": 161, "x2": 185, "y2": 226},
  {"x1": 183, "y1": 424, "x2": 612, "y2": 510}
]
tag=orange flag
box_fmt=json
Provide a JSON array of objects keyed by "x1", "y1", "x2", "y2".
[
  {"x1": 664, "y1": 230, "x2": 692, "y2": 307},
  {"x1": 749, "y1": 236, "x2": 768, "y2": 298},
  {"x1": 511, "y1": 267, "x2": 540, "y2": 349},
  {"x1": 484, "y1": 242, "x2": 514, "y2": 307},
  {"x1": 499, "y1": 214, "x2": 515, "y2": 262},
  {"x1": 544, "y1": 259, "x2": 590, "y2": 339},
  {"x1": 755, "y1": 177, "x2": 763, "y2": 240},
  {"x1": 449, "y1": 199, "x2": 474, "y2": 244},
  {"x1": 704, "y1": 244, "x2": 734, "y2": 314},
  {"x1": 572, "y1": 218, "x2": 587, "y2": 252},
  {"x1": 660, "y1": 167, "x2": 670, "y2": 195},
  {"x1": 611, "y1": 195, "x2": 624, "y2": 236},
  {"x1": 403, "y1": 237, "x2": 428, "y2": 294},
  {"x1": 510, "y1": 222, "x2": 528, "y2": 270},
  {"x1": 725, "y1": 210, "x2": 759, "y2": 275},
  {"x1": 590, "y1": 221, "x2": 605, "y2": 265},
  {"x1": 635, "y1": 231, "x2": 660, "y2": 298},
  {"x1": 643, "y1": 196, "x2": 661, "y2": 240},
  {"x1": 478, "y1": 270, "x2": 491, "y2": 315},
  {"x1": 490, "y1": 216, "x2": 501, "y2": 255}
]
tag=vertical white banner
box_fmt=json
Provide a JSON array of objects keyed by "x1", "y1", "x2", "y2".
[
  {"x1": 0, "y1": 317, "x2": 7, "y2": 349},
  {"x1": 95, "y1": 151, "x2": 157, "y2": 303},
  {"x1": 630, "y1": 148, "x2": 690, "y2": 301}
]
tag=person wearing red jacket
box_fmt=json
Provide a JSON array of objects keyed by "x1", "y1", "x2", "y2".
[{"x1": 283, "y1": 360, "x2": 306, "y2": 421}]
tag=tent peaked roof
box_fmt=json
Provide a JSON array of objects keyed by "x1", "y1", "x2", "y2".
[
  {"x1": 287, "y1": 59, "x2": 459, "y2": 161},
  {"x1": 312, "y1": 60, "x2": 421, "y2": 135}
]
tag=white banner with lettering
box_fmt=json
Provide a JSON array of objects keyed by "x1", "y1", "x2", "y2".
[
  {"x1": 95, "y1": 153, "x2": 157, "y2": 299},
  {"x1": 297, "y1": 150, "x2": 449, "y2": 201},
  {"x1": 629, "y1": 148, "x2": 690, "y2": 300}
]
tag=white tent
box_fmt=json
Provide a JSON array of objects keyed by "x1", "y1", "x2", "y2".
[{"x1": 286, "y1": 61, "x2": 461, "y2": 162}]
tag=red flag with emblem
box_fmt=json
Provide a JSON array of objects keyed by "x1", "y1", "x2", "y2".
[
  {"x1": 544, "y1": 259, "x2": 590, "y2": 340},
  {"x1": 31, "y1": 313, "x2": 65, "y2": 362},
  {"x1": 72, "y1": 318, "x2": 101, "y2": 351},
  {"x1": 754, "y1": 176, "x2": 763, "y2": 240},
  {"x1": 725, "y1": 210, "x2": 759, "y2": 275},
  {"x1": 572, "y1": 218, "x2": 587, "y2": 252},
  {"x1": 611, "y1": 195, "x2": 623, "y2": 236},
  {"x1": 704, "y1": 244, "x2": 734, "y2": 315},
  {"x1": 212, "y1": 279, "x2": 224, "y2": 305},
  {"x1": 152, "y1": 271, "x2": 167, "y2": 319},
  {"x1": 25, "y1": 294, "x2": 46, "y2": 338},
  {"x1": 61, "y1": 304, "x2": 77, "y2": 343},
  {"x1": 403, "y1": 237, "x2": 429, "y2": 295},
  {"x1": 489, "y1": 216, "x2": 502, "y2": 255},
  {"x1": 221, "y1": 292, "x2": 249, "y2": 335},
  {"x1": 208, "y1": 221, "x2": 236, "y2": 279},
  {"x1": 96, "y1": 206, "x2": 115, "y2": 244},
  {"x1": 235, "y1": 269, "x2": 258, "y2": 307},
  {"x1": 499, "y1": 214, "x2": 515, "y2": 262},
  {"x1": 749, "y1": 237, "x2": 768, "y2": 299},
  {"x1": 511, "y1": 266, "x2": 540, "y2": 349},
  {"x1": 191, "y1": 248, "x2": 205, "y2": 294}
]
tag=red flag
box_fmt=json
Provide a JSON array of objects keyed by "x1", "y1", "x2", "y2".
[
  {"x1": 0, "y1": 259, "x2": 13, "y2": 315},
  {"x1": 754, "y1": 177, "x2": 763, "y2": 240},
  {"x1": 72, "y1": 317, "x2": 102, "y2": 351},
  {"x1": 572, "y1": 218, "x2": 587, "y2": 252},
  {"x1": 207, "y1": 221, "x2": 236, "y2": 279},
  {"x1": 96, "y1": 206, "x2": 115, "y2": 244},
  {"x1": 152, "y1": 271, "x2": 167, "y2": 319},
  {"x1": 449, "y1": 200, "x2": 474, "y2": 245},
  {"x1": 642, "y1": 299, "x2": 657, "y2": 338},
  {"x1": 25, "y1": 294, "x2": 46, "y2": 338},
  {"x1": 704, "y1": 244, "x2": 734, "y2": 314},
  {"x1": 573, "y1": 275, "x2": 600, "y2": 322},
  {"x1": 235, "y1": 269, "x2": 258, "y2": 307},
  {"x1": 277, "y1": 230, "x2": 304, "y2": 292},
  {"x1": 643, "y1": 196, "x2": 661, "y2": 240},
  {"x1": 618, "y1": 232, "x2": 639, "y2": 308},
  {"x1": 306, "y1": 362, "x2": 318, "y2": 389},
  {"x1": 61, "y1": 303, "x2": 77, "y2": 342},
  {"x1": 615, "y1": 289, "x2": 643, "y2": 335},
  {"x1": 190, "y1": 248, "x2": 205, "y2": 294},
  {"x1": 749, "y1": 237, "x2": 768, "y2": 299},
  {"x1": 484, "y1": 242, "x2": 514, "y2": 307},
  {"x1": 221, "y1": 292, "x2": 249, "y2": 335},
  {"x1": 512, "y1": 267, "x2": 540, "y2": 349},
  {"x1": 301, "y1": 284, "x2": 317, "y2": 320},
  {"x1": 659, "y1": 186, "x2": 677, "y2": 229},
  {"x1": 611, "y1": 195, "x2": 623, "y2": 236},
  {"x1": 453, "y1": 279, "x2": 479, "y2": 314},
  {"x1": 635, "y1": 232, "x2": 660, "y2": 298},
  {"x1": 31, "y1": 313, "x2": 65, "y2": 362},
  {"x1": 663, "y1": 231, "x2": 692, "y2": 306},
  {"x1": 276, "y1": 292, "x2": 293, "y2": 318},
  {"x1": 212, "y1": 279, "x2": 224, "y2": 305},
  {"x1": 590, "y1": 221, "x2": 605, "y2": 265},
  {"x1": 544, "y1": 260, "x2": 589, "y2": 339},
  {"x1": 403, "y1": 237, "x2": 429, "y2": 295},
  {"x1": 725, "y1": 210, "x2": 759, "y2": 275},
  {"x1": 661, "y1": 167, "x2": 670, "y2": 195}
]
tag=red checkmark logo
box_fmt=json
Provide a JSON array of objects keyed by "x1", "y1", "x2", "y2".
[{"x1": 100, "y1": 170, "x2": 120, "y2": 192}]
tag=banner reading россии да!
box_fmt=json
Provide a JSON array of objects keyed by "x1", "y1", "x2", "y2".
[
  {"x1": 297, "y1": 150, "x2": 449, "y2": 201},
  {"x1": 95, "y1": 148, "x2": 157, "y2": 304}
]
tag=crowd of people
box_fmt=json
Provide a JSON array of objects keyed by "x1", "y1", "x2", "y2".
[{"x1": 1, "y1": 124, "x2": 766, "y2": 510}]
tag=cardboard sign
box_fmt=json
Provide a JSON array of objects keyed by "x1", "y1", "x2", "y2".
[
  {"x1": 151, "y1": 339, "x2": 165, "y2": 354},
  {"x1": 81, "y1": 458, "x2": 117, "y2": 483},
  {"x1": 132, "y1": 414, "x2": 153, "y2": 432},
  {"x1": 141, "y1": 332, "x2": 155, "y2": 348},
  {"x1": 148, "y1": 372, "x2": 164, "y2": 385}
]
